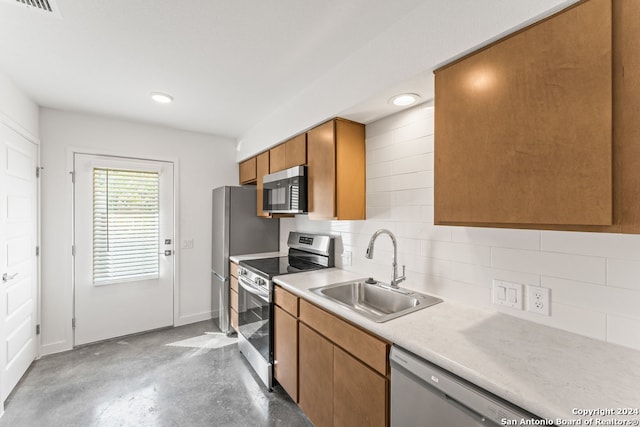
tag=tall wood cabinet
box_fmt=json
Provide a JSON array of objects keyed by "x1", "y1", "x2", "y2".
[
  {"x1": 434, "y1": 0, "x2": 613, "y2": 228},
  {"x1": 307, "y1": 118, "x2": 366, "y2": 220}
]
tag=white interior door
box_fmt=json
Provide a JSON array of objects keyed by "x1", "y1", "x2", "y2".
[
  {"x1": 73, "y1": 154, "x2": 174, "y2": 346},
  {"x1": 0, "y1": 123, "x2": 38, "y2": 403}
]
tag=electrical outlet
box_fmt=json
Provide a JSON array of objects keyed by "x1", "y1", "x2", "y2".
[
  {"x1": 526, "y1": 285, "x2": 550, "y2": 316},
  {"x1": 492, "y1": 279, "x2": 523, "y2": 310}
]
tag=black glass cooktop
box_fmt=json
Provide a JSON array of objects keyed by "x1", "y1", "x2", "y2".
[{"x1": 240, "y1": 255, "x2": 326, "y2": 279}]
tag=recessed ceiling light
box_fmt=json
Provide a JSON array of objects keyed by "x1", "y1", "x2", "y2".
[
  {"x1": 150, "y1": 92, "x2": 174, "y2": 104},
  {"x1": 389, "y1": 93, "x2": 419, "y2": 107}
]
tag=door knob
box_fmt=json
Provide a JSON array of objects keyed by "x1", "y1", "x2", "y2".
[{"x1": 2, "y1": 273, "x2": 18, "y2": 283}]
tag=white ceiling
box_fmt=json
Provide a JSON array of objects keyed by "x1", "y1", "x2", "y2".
[{"x1": 0, "y1": 0, "x2": 577, "y2": 157}]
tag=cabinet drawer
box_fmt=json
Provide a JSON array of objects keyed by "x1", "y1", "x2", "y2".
[
  {"x1": 231, "y1": 288, "x2": 238, "y2": 312},
  {"x1": 230, "y1": 275, "x2": 238, "y2": 293},
  {"x1": 299, "y1": 299, "x2": 389, "y2": 376},
  {"x1": 274, "y1": 286, "x2": 298, "y2": 316},
  {"x1": 230, "y1": 262, "x2": 238, "y2": 278}
]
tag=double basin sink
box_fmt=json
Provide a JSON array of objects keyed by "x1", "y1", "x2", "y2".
[{"x1": 310, "y1": 279, "x2": 442, "y2": 322}]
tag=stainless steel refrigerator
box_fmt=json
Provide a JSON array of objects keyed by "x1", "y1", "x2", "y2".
[{"x1": 211, "y1": 186, "x2": 279, "y2": 334}]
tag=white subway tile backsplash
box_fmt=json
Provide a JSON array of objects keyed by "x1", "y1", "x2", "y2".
[
  {"x1": 491, "y1": 248, "x2": 606, "y2": 284},
  {"x1": 392, "y1": 153, "x2": 433, "y2": 174},
  {"x1": 452, "y1": 263, "x2": 540, "y2": 288},
  {"x1": 606, "y1": 315, "x2": 640, "y2": 351},
  {"x1": 452, "y1": 227, "x2": 540, "y2": 250},
  {"x1": 366, "y1": 160, "x2": 393, "y2": 179},
  {"x1": 421, "y1": 240, "x2": 491, "y2": 266},
  {"x1": 541, "y1": 231, "x2": 640, "y2": 260},
  {"x1": 606, "y1": 258, "x2": 640, "y2": 291},
  {"x1": 393, "y1": 188, "x2": 431, "y2": 206},
  {"x1": 282, "y1": 102, "x2": 640, "y2": 350},
  {"x1": 542, "y1": 276, "x2": 640, "y2": 319},
  {"x1": 392, "y1": 171, "x2": 431, "y2": 191}
]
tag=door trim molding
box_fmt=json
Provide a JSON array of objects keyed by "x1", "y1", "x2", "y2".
[{"x1": 66, "y1": 146, "x2": 180, "y2": 348}]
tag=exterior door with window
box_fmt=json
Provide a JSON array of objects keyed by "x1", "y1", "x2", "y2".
[{"x1": 73, "y1": 154, "x2": 174, "y2": 346}]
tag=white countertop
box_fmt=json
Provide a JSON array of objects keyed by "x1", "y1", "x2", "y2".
[
  {"x1": 230, "y1": 252, "x2": 287, "y2": 263},
  {"x1": 273, "y1": 268, "x2": 640, "y2": 423}
]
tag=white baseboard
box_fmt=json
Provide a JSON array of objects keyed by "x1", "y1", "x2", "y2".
[
  {"x1": 40, "y1": 340, "x2": 72, "y2": 357},
  {"x1": 174, "y1": 311, "x2": 213, "y2": 327}
]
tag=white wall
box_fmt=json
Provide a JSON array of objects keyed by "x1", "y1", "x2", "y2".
[
  {"x1": 281, "y1": 103, "x2": 640, "y2": 351},
  {"x1": 236, "y1": 0, "x2": 578, "y2": 161},
  {"x1": 39, "y1": 108, "x2": 238, "y2": 355},
  {"x1": 0, "y1": 71, "x2": 38, "y2": 138}
]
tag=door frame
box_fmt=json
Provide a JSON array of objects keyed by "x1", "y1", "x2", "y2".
[
  {"x1": 0, "y1": 113, "x2": 41, "y2": 361},
  {"x1": 66, "y1": 147, "x2": 180, "y2": 347}
]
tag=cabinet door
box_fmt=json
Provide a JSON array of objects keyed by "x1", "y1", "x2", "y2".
[
  {"x1": 239, "y1": 157, "x2": 257, "y2": 184},
  {"x1": 256, "y1": 151, "x2": 271, "y2": 217},
  {"x1": 299, "y1": 324, "x2": 333, "y2": 427},
  {"x1": 285, "y1": 133, "x2": 307, "y2": 168},
  {"x1": 269, "y1": 144, "x2": 286, "y2": 173},
  {"x1": 434, "y1": 0, "x2": 612, "y2": 227},
  {"x1": 274, "y1": 306, "x2": 298, "y2": 401},
  {"x1": 307, "y1": 120, "x2": 336, "y2": 220},
  {"x1": 334, "y1": 347, "x2": 388, "y2": 427}
]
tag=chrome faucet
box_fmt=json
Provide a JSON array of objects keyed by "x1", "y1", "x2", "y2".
[{"x1": 365, "y1": 229, "x2": 406, "y2": 288}]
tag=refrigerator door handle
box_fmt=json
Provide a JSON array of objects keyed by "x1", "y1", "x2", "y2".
[{"x1": 213, "y1": 272, "x2": 226, "y2": 282}]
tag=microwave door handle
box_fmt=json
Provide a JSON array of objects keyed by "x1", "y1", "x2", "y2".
[
  {"x1": 238, "y1": 277, "x2": 270, "y2": 302},
  {"x1": 289, "y1": 184, "x2": 294, "y2": 210}
]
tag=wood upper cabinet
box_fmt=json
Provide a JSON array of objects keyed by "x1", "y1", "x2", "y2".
[
  {"x1": 307, "y1": 119, "x2": 366, "y2": 220},
  {"x1": 239, "y1": 157, "x2": 257, "y2": 184},
  {"x1": 270, "y1": 134, "x2": 307, "y2": 173},
  {"x1": 434, "y1": 0, "x2": 613, "y2": 228},
  {"x1": 256, "y1": 151, "x2": 271, "y2": 217}
]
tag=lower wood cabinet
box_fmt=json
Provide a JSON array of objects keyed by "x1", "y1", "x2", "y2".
[
  {"x1": 299, "y1": 323, "x2": 334, "y2": 427},
  {"x1": 274, "y1": 286, "x2": 389, "y2": 427},
  {"x1": 274, "y1": 306, "x2": 298, "y2": 401},
  {"x1": 230, "y1": 262, "x2": 239, "y2": 332},
  {"x1": 333, "y1": 346, "x2": 387, "y2": 427}
]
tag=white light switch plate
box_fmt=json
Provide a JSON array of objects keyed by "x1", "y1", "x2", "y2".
[
  {"x1": 526, "y1": 285, "x2": 551, "y2": 316},
  {"x1": 492, "y1": 279, "x2": 523, "y2": 310}
]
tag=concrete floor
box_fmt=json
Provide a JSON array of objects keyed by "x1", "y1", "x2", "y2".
[{"x1": 0, "y1": 320, "x2": 311, "y2": 427}]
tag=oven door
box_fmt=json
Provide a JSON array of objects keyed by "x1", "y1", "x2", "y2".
[{"x1": 237, "y1": 276, "x2": 272, "y2": 366}]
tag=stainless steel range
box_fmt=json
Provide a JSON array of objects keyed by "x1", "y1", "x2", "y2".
[{"x1": 236, "y1": 232, "x2": 335, "y2": 388}]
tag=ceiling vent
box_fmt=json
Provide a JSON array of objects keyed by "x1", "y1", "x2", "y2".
[{"x1": 1, "y1": 0, "x2": 62, "y2": 17}]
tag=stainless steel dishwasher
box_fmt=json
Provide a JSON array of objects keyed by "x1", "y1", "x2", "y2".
[{"x1": 390, "y1": 346, "x2": 538, "y2": 426}]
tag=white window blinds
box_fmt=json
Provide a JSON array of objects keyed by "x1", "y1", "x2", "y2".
[{"x1": 93, "y1": 168, "x2": 160, "y2": 285}]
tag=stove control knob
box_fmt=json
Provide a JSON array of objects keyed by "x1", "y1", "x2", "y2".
[
  {"x1": 256, "y1": 278, "x2": 265, "y2": 287},
  {"x1": 239, "y1": 268, "x2": 247, "y2": 276}
]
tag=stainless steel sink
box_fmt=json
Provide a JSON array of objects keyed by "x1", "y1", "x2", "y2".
[{"x1": 310, "y1": 279, "x2": 442, "y2": 322}]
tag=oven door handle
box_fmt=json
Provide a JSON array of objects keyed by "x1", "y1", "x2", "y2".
[{"x1": 238, "y1": 277, "x2": 270, "y2": 302}]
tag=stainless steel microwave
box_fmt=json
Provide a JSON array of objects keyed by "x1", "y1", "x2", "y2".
[{"x1": 263, "y1": 166, "x2": 307, "y2": 214}]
